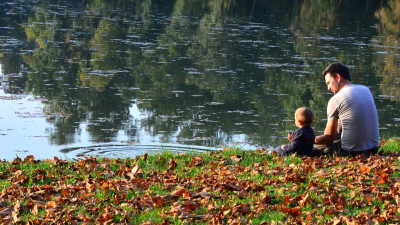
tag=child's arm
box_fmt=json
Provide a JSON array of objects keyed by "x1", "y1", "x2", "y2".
[
  {"x1": 288, "y1": 132, "x2": 293, "y2": 143},
  {"x1": 281, "y1": 130, "x2": 301, "y2": 153}
]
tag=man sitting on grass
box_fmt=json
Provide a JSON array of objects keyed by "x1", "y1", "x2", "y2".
[{"x1": 314, "y1": 63, "x2": 379, "y2": 157}]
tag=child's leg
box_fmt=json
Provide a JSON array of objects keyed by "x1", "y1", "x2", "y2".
[{"x1": 272, "y1": 145, "x2": 286, "y2": 156}]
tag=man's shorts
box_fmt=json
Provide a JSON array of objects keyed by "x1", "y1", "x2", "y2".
[{"x1": 314, "y1": 140, "x2": 378, "y2": 157}]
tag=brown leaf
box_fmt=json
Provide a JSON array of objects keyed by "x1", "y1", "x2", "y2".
[
  {"x1": 332, "y1": 218, "x2": 342, "y2": 225},
  {"x1": 13, "y1": 200, "x2": 21, "y2": 213},
  {"x1": 230, "y1": 154, "x2": 242, "y2": 163},
  {"x1": 143, "y1": 153, "x2": 148, "y2": 161},
  {"x1": 29, "y1": 218, "x2": 41, "y2": 224},
  {"x1": 168, "y1": 159, "x2": 177, "y2": 170},
  {"x1": 151, "y1": 196, "x2": 164, "y2": 207},
  {"x1": 374, "y1": 205, "x2": 381, "y2": 215},
  {"x1": 283, "y1": 194, "x2": 302, "y2": 205},
  {"x1": 285, "y1": 173, "x2": 306, "y2": 183},
  {"x1": 78, "y1": 214, "x2": 92, "y2": 222},
  {"x1": 360, "y1": 164, "x2": 371, "y2": 173},
  {"x1": 31, "y1": 204, "x2": 39, "y2": 216},
  {"x1": 171, "y1": 189, "x2": 192, "y2": 199},
  {"x1": 61, "y1": 189, "x2": 69, "y2": 197},
  {"x1": 356, "y1": 212, "x2": 369, "y2": 223},
  {"x1": 306, "y1": 214, "x2": 314, "y2": 222},
  {"x1": 190, "y1": 156, "x2": 205, "y2": 167},
  {"x1": 170, "y1": 201, "x2": 197, "y2": 216},
  {"x1": 47, "y1": 201, "x2": 57, "y2": 209},
  {"x1": 131, "y1": 165, "x2": 141, "y2": 176},
  {"x1": 11, "y1": 156, "x2": 22, "y2": 165},
  {"x1": 280, "y1": 206, "x2": 301, "y2": 217},
  {"x1": 348, "y1": 199, "x2": 364, "y2": 208},
  {"x1": 261, "y1": 194, "x2": 274, "y2": 204},
  {"x1": 86, "y1": 180, "x2": 95, "y2": 192},
  {"x1": 142, "y1": 222, "x2": 153, "y2": 225},
  {"x1": 257, "y1": 148, "x2": 266, "y2": 153},
  {"x1": 323, "y1": 207, "x2": 335, "y2": 215},
  {"x1": 250, "y1": 169, "x2": 259, "y2": 175},
  {"x1": 298, "y1": 193, "x2": 310, "y2": 208},
  {"x1": 182, "y1": 190, "x2": 192, "y2": 199},
  {"x1": 24, "y1": 155, "x2": 35, "y2": 163},
  {"x1": 232, "y1": 204, "x2": 252, "y2": 216},
  {"x1": 12, "y1": 210, "x2": 20, "y2": 223},
  {"x1": 222, "y1": 146, "x2": 231, "y2": 151},
  {"x1": 219, "y1": 169, "x2": 232, "y2": 176},
  {"x1": 100, "y1": 211, "x2": 113, "y2": 222},
  {"x1": 324, "y1": 191, "x2": 347, "y2": 210},
  {"x1": 43, "y1": 184, "x2": 53, "y2": 190},
  {"x1": 376, "y1": 173, "x2": 389, "y2": 184},
  {"x1": 364, "y1": 194, "x2": 373, "y2": 203},
  {"x1": 223, "y1": 183, "x2": 244, "y2": 192},
  {"x1": 227, "y1": 217, "x2": 242, "y2": 224},
  {"x1": 164, "y1": 179, "x2": 174, "y2": 184}
]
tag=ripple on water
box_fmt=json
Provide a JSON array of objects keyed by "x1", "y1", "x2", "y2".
[{"x1": 59, "y1": 143, "x2": 217, "y2": 160}]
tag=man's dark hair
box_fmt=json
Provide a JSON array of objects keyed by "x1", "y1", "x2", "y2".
[{"x1": 322, "y1": 63, "x2": 351, "y2": 81}]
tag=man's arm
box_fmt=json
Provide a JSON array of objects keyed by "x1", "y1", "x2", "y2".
[{"x1": 315, "y1": 119, "x2": 338, "y2": 145}]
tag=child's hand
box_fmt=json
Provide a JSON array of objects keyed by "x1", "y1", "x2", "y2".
[
  {"x1": 281, "y1": 144, "x2": 286, "y2": 150},
  {"x1": 288, "y1": 132, "x2": 293, "y2": 143}
]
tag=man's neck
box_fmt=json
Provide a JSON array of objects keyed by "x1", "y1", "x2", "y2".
[{"x1": 340, "y1": 80, "x2": 352, "y2": 91}]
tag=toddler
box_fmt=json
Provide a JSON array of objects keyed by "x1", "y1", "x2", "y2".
[{"x1": 272, "y1": 107, "x2": 316, "y2": 156}]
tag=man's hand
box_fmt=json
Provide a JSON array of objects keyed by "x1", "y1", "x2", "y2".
[
  {"x1": 315, "y1": 118, "x2": 338, "y2": 145},
  {"x1": 281, "y1": 144, "x2": 286, "y2": 150}
]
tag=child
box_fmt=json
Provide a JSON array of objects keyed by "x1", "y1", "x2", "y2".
[{"x1": 272, "y1": 107, "x2": 316, "y2": 157}]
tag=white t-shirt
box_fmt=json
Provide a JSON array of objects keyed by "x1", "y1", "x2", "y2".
[{"x1": 327, "y1": 84, "x2": 379, "y2": 152}]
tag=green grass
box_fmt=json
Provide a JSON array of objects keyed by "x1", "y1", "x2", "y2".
[
  {"x1": 379, "y1": 137, "x2": 400, "y2": 155},
  {"x1": 0, "y1": 138, "x2": 400, "y2": 224}
]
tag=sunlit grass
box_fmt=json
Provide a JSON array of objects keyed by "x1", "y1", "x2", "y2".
[
  {"x1": 1, "y1": 138, "x2": 400, "y2": 224},
  {"x1": 379, "y1": 137, "x2": 400, "y2": 155}
]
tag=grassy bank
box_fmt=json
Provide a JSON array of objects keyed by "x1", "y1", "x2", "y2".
[{"x1": 1, "y1": 139, "x2": 400, "y2": 224}]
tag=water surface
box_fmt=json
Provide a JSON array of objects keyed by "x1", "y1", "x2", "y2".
[{"x1": 0, "y1": 0, "x2": 399, "y2": 161}]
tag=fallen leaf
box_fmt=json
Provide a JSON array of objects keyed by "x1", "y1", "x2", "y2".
[
  {"x1": 374, "y1": 205, "x2": 381, "y2": 215},
  {"x1": 364, "y1": 194, "x2": 373, "y2": 203},
  {"x1": 285, "y1": 173, "x2": 306, "y2": 183},
  {"x1": 298, "y1": 193, "x2": 310, "y2": 208},
  {"x1": 131, "y1": 165, "x2": 141, "y2": 176},
  {"x1": 12, "y1": 210, "x2": 20, "y2": 223},
  {"x1": 151, "y1": 196, "x2": 164, "y2": 207},
  {"x1": 360, "y1": 164, "x2": 371, "y2": 173},
  {"x1": 168, "y1": 159, "x2": 177, "y2": 170},
  {"x1": 223, "y1": 183, "x2": 243, "y2": 192},
  {"x1": 376, "y1": 173, "x2": 389, "y2": 184},
  {"x1": 143, "y1": 153, "x2": 148, "y2": 161},
  {"x1": 280, "y1": 206, "x2": 301, "y2": 217},
  {"x1": 230, "y1": 154, "x2": 242, "y2": 163},
  {"x1": 31, "y1": 204, "x2": 39, "y2": 215},
  {"x1": 47, "y1": 201, "x2": 56, "y2": 209}
]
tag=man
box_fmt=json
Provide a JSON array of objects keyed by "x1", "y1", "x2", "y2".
[{"x1": 314, "y1": 63, "x2": 379, "y2": 156}]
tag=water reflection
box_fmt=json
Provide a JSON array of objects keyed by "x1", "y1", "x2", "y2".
[
  {"x1": 0, "y1": 0, "x2": 399, "y2": 160},
  {"x1": 374, "y1": 0, "x2": 400, "y2": 102}
]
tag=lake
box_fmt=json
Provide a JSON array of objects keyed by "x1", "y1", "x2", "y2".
[{"x1": 0, "y1": 0, "x2": 399, "y2": 161}]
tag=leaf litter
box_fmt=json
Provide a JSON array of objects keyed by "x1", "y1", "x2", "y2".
[{"x1": 1, "y1": 150, "x2": 400, "y2": 224}]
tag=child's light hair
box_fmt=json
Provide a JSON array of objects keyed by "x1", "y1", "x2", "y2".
[{"x1": 295, "y1": 107, "x2": 314, "y2": 126}]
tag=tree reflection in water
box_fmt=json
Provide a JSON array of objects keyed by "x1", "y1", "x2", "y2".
[{"x1": 0, "y1": 0, "x2": 399, "y2": 159}]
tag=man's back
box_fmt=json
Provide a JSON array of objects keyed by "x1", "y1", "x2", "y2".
[{"x1": 327, "y1": 84, "x2": 379, "y2": 152}]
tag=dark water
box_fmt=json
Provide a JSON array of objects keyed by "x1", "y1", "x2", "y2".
[{"x1": 0, "y1": 0, "x2": 399, "y2": 161}]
